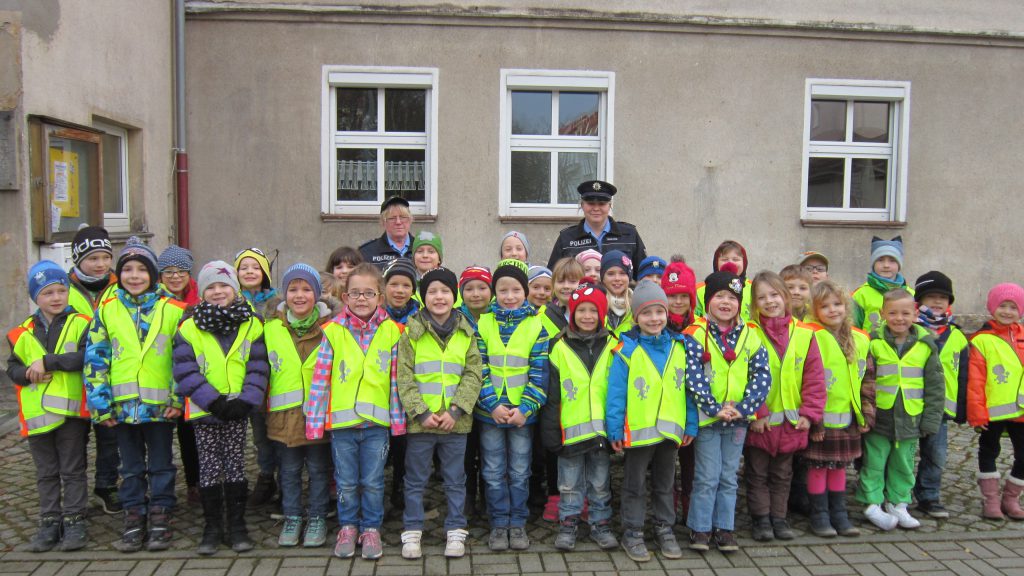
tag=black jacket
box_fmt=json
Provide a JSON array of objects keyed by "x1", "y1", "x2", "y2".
[
  {"x1": 358, "y1": 233, "x2": 415, "y2": 270},
  {"x1": 540, "y1": 328, "x2": 613, "y2": 457},
  {"x1": 7, "y1": 310, "x2": 88, "y2": 386},
  {"x1": 546, "y1": 217, "x2": 647, "y2": 270}
]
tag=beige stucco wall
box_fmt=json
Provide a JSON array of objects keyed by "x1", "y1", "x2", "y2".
[{"x1": 184, "y1": 8, "x2": 1024, "y2": 313}]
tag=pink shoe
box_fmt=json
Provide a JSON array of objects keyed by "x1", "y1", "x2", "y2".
[
  {"x1": 333, "y1": 525, "x2": 357, "y2": 558},
  {"x1": 542, "y1": 495, "x2": 560, "y2": 522},
  {"x1": 359, "y1": 528, "x2": 383, "y2": 560}
]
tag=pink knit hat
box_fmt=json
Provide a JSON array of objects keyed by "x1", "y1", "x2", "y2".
[
  {"x1": 987, "y1": 283, "x2": 1024, "y2": 316},
  {"x1": 575, "y1": 249, "x2": 603, "y2": 267}
]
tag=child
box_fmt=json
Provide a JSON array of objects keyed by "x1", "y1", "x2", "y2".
[
  {"x1": 694, "y1": 240, "x2": 753, "y2": 320},
  {"x1": 661, "y1": 256, "x2": 697, "y2": 520},
  {"x1": 804, "y1": 280, "x2": 875, "y2": 537},
  {"x1": 306, "y1": 263, "x2": 404, "y2": 560},
  {"x1": 84, "y1": 237, "x2": 187, "y2": 552},
  {"x1": 745, "y1": 271, "x2": 825, "y2": 542},
  {"x1": 541, "y1": 280, "x2": 617, "y2": 551},
  {"x1": 576, "y1": 249, "x2": 602, "y2": 280},
  {"x1": 636, "y1": 256, "x2": 666, "y2": 283},
  {"x1": 412, "y1": 231, "x2": 443, "y2": 278},
  {"x1": 527, "y1": 266, "x2": 553, "y2": 309},
  {"x1": 855, "y1": 289, "x2": 944, "y2": 530},
  {"x1": 912, "y1": 271, "x2": 969, "y2": 519},
  {"x1": 607, "y1": 281, "x2": 700, "y2": 561},
  {"x1": 601, "y1": 250, "x2": 634, "y2": 338},
  {"x1": 384, "y1": 258, "x2": 420, "y2": 324},
  {"x1": 475, "y1": 259, "x2": 549, "y2": 551},
  {"x1": 780, "y1": 265, "x2": 813, "y2": 323},
  {"x1": 397, "y1": 267, "x2": 483, "y2": 559},
  {"x1": 684, "y1": 263, "x2": 770, "y2": 552},
  {"x1": 968, "y1": 283, "x2": 1024, "y2": 520},
  {"x1": 798, "y1": 251, "x2": 830, "y2": 285},
  {"x1": 551, "y1": 258, "x2": 586, "y2": 326},
  {"x1": 324, "y1": 246, "x2": 363, "y2": 300},
  {"x1": 158, "y1": 245, "x2": 199, "y2": 307},
  {"x1": 852, "y1": 236, "x2": 910, "y2": 333},
  {"x1": 500, "y1": 231, "x2": 530, "y2": 263},
  {"x1": 263, "y1": 264, "x2": 337, "y2": 548},
  {"x1": 174, "y1": 261, "x2": 269, "y2": 554},
  {"x1": 526, "y1": 264, "x2": 559, "y2": 519},
  {"x1": 7, "y1": 261, "x2": 91, "y2": 552},
  {"x1": 456, "y1": 265, "x2": 492, "y2": 518}
]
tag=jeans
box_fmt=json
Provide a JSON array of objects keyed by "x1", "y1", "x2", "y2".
[
  {"x1": 622, "y1": 440, "x2": 677, "y2": 530},
  {"x1": 29, "y1": 418, "x2": 89, "y2": 516},
  {"x1": 330, "y1": 426, "x2": 389, "y2": 530},
  {"x1": 479, "y1": 422, "x2": 532, "y2": 528},
  {"x1": 914, "y1": 419, "x2": 948, "y2": 503},
  {"x1": 92, "y1": 422, "x2": 120, "y2": 489},
  {"x1": 403, "y1": 433, "x2": 468, "y2": 531},
  {"x1": 688, "y1": 425, "x2": 746, "y2": 533},
  {"x1": 279, "y1": 441, "x2": 332, "y2": 518},
  {"x1": 250, "y1": 410, "x2": 280, "y2": 476},
  {"x1": 558, "y1": 449, "x2": 612, "y2": 524},
  {"x1": 115, "y1": 422, "x2": 177, "y2": 512}
]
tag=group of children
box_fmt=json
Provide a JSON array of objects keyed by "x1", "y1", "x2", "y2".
[{"x1": 8, "y1": 222, "x2": 1024, "y2": 562}]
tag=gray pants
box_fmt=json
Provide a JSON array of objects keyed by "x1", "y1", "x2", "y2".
[
  {"x1": 29, "y1": 418, "x2": 89, "y2": 517},
  {"x1": 621, "y1": 439, "x2": 677, "y2": 531}
]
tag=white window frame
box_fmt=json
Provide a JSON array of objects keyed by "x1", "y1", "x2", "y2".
[
  {"x1": 94, "y1": 120, "x2": 130, "y2": 232},
  {"x1": 499, "y1": 69, "x2": 615, "y2": 219},
  {"x1": 321, "y1": 66, "x2": 439, "y2": 217},
  {"x1": 800, "y1": 79, "x2": 911, "y2": 223}
]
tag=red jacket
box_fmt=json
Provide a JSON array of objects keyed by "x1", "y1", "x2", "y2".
[{"x1": 967, "y1": 321, "x2": 1024, "y2": 427}]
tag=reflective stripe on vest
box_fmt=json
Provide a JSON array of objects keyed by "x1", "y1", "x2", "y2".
[
  {"x1": 620, "y1": 341, "x2": 689, "y2": 447},
  {"x1": 758, "y1": 319, "x2": 815, "y2": 427},
  {"x1": 684, "y1": 318, "x2": 763, "y2": 427},
  {"x1": 322, "y1": 319, "x2": 402, "y2": 429},
  {"x1": 936, "y1": 327, "x2": 968, "y2": 418},
  {"x1": 411, "y1": 328, "x2": 473, "y2": 413},
  {"x1": 179, "y1": 317, "x2": 263, "y2": 421},
  {"x1": 870, "y1": 325, "x2": 931, "y2": 416},
  {"x1": 264, "y1": 318, "x2": 319, "y2": 412},
  {"x1": 813, "y1": 325, "x2": 870, "y2": 429},
  {"x1": 99, "y1": 296, "x2": 185, "y2": 406},
  {"x1": 548, "y1": 337, "x2": 615, "y2": 445},
  {"x1": 477, "y1": 313, "x2": 543, "y2": 406},
  {"x1": 969, "y1": 332, "x2": 1024, "y2": 422}
]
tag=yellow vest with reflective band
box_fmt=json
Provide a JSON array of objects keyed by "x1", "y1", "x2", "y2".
[
  {"x1": 179, "y1": 317, "x2": 263, "y2": 421},
  {"x1": 263, "y1": 318, "x2": 318, "y2": 413},
  {"x1": 538, "y1": 305, "x2": 564, "y2": 342},
  {"x1": 969, "y1": 331, "x2": 1024, "y2": 422},
  {"x1": 694, "y1": 280, "x2": 753, "y2": 321},
  {"x1": 606, "y1": 309, "x2": 634, "y2": 339},
  {"x1": 98, "y1": 295, "x2": 186, "y2": 406},
  {"x1": 869, "y1": 325, "x2": 931, "y2": 415},
  {"x1": 619, "y1": 340, "x2": 689, "y2": 447},
  {"x1": 757, "y1": 319, "x2": 816, "y2": 427},
  {"x1": 69, "y1": 282, "x2": 116, "y2": 316},
  {"x1": 412, "y1": 328, "x2": 473, "y2": 413},
  {"x1": 7, "y1": 314, "x2": 92, "y2": 436},
  {"x1": 322, "y1": 319, "x2": 402, "y2": 428},
  {"x1": 935, "y1": 327, "x2": 968, "y2": 418},
  {"x1": 548, "y1": 336, "x2": 616, "y2": 446},
  {"x1": 477, "y1": 313, "x2": 543, "y2": 406},
  {"x1": 812, "y1": 325, "x2": 869, "y2": 429},
  {"x1": 684, "y1": 317, "x2": 763, "y2": 426}
]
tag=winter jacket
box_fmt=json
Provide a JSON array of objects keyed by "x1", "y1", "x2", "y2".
[
  {"x1": 6, "y1": 309, "x2": 88, "y2": 385},
  {"x1": 540, "y1": 327, "x2": 614, "y2": 457},
  {"x1": 546, "y1": 217, "x2": 647, "y2": 271},
  {"x1": 967, "y1": 321, "x2": 1024, "y2": 427},
  {"x1": 866, "y1": 325, "x2": 945, "y2": 440}
]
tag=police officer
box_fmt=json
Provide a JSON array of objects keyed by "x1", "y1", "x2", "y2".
[
  {"x1": 359, "y1": 196, "x2": 416, "y2": 270},
  {"x1": 547, "y1": 181, "x2": 647, "y2": 270}
]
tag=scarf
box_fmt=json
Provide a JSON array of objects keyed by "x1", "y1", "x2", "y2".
[
  {"x1": 242, "y1": 287, "x2": 279, "y2": 306},
  {"x1": 428, "y1": 311, "x2": 459, "y2": 341},
  {"x1": 668, "y1": 312, "x2": 690, "y2": 334},
  {"x1": 917, "y1": 305, "x2": 952, "y2": 329},
  {"x1": 287, "y1": 309, "x2": 321, "y2": 337},
  {"x1": 72, "y1": 267, "x2": 111, "y2": 294},
  {"x1": 491, "y1": 301, "x2": 537, "y2": 323},
  {"x1": 608, "y1": 291, "x2": 629, "y2": 318},
  {"x1": 193, "y1": 297, "x2": 253, "y2": 334},
  {"x1": 866, "y1": 271, "x2": 905, "y2": 293},
  {"x1": 386, "y1": 300, "x2": 420, "y2": 324}
]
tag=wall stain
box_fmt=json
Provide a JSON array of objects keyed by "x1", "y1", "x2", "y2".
[{"x1": 0, "y1": 0, "x2": 60, "y2": 43}]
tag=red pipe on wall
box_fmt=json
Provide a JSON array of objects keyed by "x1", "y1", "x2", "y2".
[{"x1": 176, "y1": 151, "x2": 189, "y2": 248}]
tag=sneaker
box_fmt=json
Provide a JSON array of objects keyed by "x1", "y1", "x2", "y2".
[
  {"x1": 713, "y1": 529, "x2": 739, "y2": 552},
  {"x1": 653, "y1": 523, "x2": 682, "y2": 559},
  {"x1": 333, "y1": 525, "x2": 357, "y2": 558},
  {"x1": 444, "y1": 528, "x2": 469, "y2": 558},
  {"x1": 113, "y1": 511, "x2": 146, "y2": 553},
  {"x1": 542, "y1": 495, "x2": 560, "y2": 522},
  {"x1": 770, "y1": 516, "x2": 795, "y2": 540},
  {"x1": 145, "y1": 506, "x2": 173, "y2": 552},
  {"x1": 864, "y1": 504, "x2": 898, "y2": 531},
  {"x1": 554, "y1": 517, "x2": 578, "y2": 551},
  {"x1": 885, "y1": 502, "x2": 921, "y2": 529},
  {"x1": 278, "y1": 516, "x2": 302, "y2": 547},
  {"x1": 589, "y1": 521, "x2": 618, "y2": 550},
  {"x1": 360, "y1": 528, "x2": 383, "y2": 560},
  {"x1": 303, "y1": 516, "x2": 327, "y2": 547},
  {"x1": 28, "y1": 515, "x2": 61, "y2": 553},
  {"x1": 488, "y1": 527, "x2": 509, "y2": 551},
  {"x1": 621, "y1": 530, "x2": 651, "y2": 562},
  {"x1": 59, "y1": 514, "x2": 87, "y2": 551},
  {"x1": 916, "y1": 500, "x2": 950, "y2": 519},
  {"x1": 401, "y1": 530, "x2": 422, "y2": 559},
  {"x1": 94, "y1": 487, "x2": 123, "y2": 514},
  {"x1": 688, "y1": 530, "x2": 711, "y2": 552},
  {"x1": 509, "y1": 526, "x2": 530, "y2": 550}
]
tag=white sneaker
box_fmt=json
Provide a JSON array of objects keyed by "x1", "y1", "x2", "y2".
[
  {"x1": 864, "y1": 504, "x2": 898, "y2": 531},
  {"x1": 444, "y1": 528, "x2": 469, "y2": 558},
  {"x1": 885, "y1": 502, "x2": 921, "y2": 529},
  {"x1": 401, "y1": 530, "x2": 422, "y2": 559}
]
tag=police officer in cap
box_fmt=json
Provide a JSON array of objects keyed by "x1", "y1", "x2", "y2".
[
  {"x1": 547, "y1": 180, "x2": 647, "y2": 270},
  {"x1": 359, "y1": 196, "x2": 416, "y2": 270}
]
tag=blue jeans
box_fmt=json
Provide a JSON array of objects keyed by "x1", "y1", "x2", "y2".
[
  {"x1": 330, "y1": 426, "x2": 389, "y2": 530},
  {"x1": 557, "y1": 449, "x2": 612, "y2": 524},
  {"x1": 403, "y1": 433, "x2": 468, "y2": 531},
  {"x1": 92, "y1": 422, "x2": 120, "y2": 489},
  {"x1": 914, "y1": 419, "x2": 948, "y2": 503},
  {"x1": 115, "y1": 422, "x2": 177, "y2": 512},
  {"x1": 479, "y1": 422, "x2": 532, "y2": 528},
  {"x1": 250, "y1": 410, "x2": 280, "y2": 476},
  {"x1": 688, "y1": 425, "x2": 746, "y2": 533},
  {"x1": 279, "y1": 441, "x2": 332, "y2": 518}
]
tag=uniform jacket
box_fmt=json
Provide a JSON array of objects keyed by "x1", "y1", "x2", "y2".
[
  {"x1": 359, "y1": 233, "x2": 415, "y2": 270},
  {"x1": 546, "y1": 217, "x2": 647, "y2": 270}
]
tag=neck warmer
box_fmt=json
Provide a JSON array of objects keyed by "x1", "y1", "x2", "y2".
[
  {"x1": 428, "y1": 311, "x2": 459, "y2": 341},
  {"x1": 242, "y1": 287, "x2": 279, "y2": 306},
  {"x1": 73, "y1": 267, "x2": 111, "y2": 293},
  {"x1": 867, "y1": 271, "x2": 905, "y2": 293},
  {"x1": 491, "y1": 301, "x2": 536, "y2": 323},
  {"x1": 193, "y1": 297, "x2": 253, "y2": 334},
  {"x1": 386, "y1": 300, "x2": 420, "y2": 324},
  {"x1": 917, "y1": 305, "x2": 952, "y2": 330},
  {"x1": 287, "y1": 308, "x2": 321, "y2": 337},
  {"x1": 608, "y1": 292, "x2": 629, "y2": 317}
]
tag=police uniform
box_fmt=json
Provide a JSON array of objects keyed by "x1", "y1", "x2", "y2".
[
  {"x1": 359, "y1": 196, "x2": 416, "y2": 270},
  {"x1": 546, "y1": 181, "x2": 648, "y2": 269}
]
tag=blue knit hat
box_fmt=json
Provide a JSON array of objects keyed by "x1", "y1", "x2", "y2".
[
  {"x1": 601, "y1": 250, "x2": 633, "y2": 279},
  {"x1": 281, "y1": 263, "x2": 322, "y2": 301},
  {"x1": 157, "y1": 244, "x2": 194, "y2": 273},
  {"x1": 28, "y1": 260, "x2": 70, "y2": 302},
  {"x1": 870, "y1": 236, "x2": 904, "y2": 269},
  {"x1": 636, "y1": 256, "x2": 666, "y2": 281}
]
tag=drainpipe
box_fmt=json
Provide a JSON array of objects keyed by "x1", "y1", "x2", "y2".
[{"x1": 173, "y1": 0, "x2": 189, "y2": 248}]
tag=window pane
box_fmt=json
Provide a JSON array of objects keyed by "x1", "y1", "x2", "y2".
[
  {"x1": 557, "y1": 152, "x2": 599, "y2": 203},
  {"x1": 853, "y1": 101, "x2": 890, "y2": 143},
  {"x1": 510, "y1": 151, "x2": 551, "y2": 203},
  {"x1": 511, "y1": 91, "x2": 552, "y2": 135},
  {"x1": 850, "y1": 158, "x2": 887, "y2": 208},
  {"x1": 49, "y1": 136, "x2": 98, "y2": 234},
  {"x1": 559, "y1": 92, "x2": 600, "y2": 136},
  {"x1": 807, "y1": 157, "x2": 845, "y2": 208},
  {"x1": 101, "y1": 132, "x2": 124, "y2": 214},
  {"x1": 384, "y1": 149, "x2": 426, "y2": 202},
  {"x1": 337, "y1": 148, "x2": 377, "y2": 201},
  {"x1": 384, "y1": 89, "x2": 426, "y2": 133},
  {"x1": 337, "y1": 88, "x2": 377, "y2": 132},
  {"x1": 810, "y1": 100, "x2": 846, "y2": 142}
]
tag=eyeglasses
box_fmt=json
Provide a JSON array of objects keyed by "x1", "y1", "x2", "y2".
[
  {"x1": 346, "y1": 290, "x2": 379, "y2": 300},
  {"x1": 161, "y1": 270, "x2": 189, "y2": 278},
  {"x1": 384, "y1": 216, "x2": 411, "y2": 224},
  {"x1": 802, "y1": 265, "x2": 827, "y2": 273}
]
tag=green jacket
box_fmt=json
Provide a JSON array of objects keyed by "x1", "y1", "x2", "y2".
[
  {"x1": 398, "y1": 310, "x2": 483, "y2": 435},
  {"x1": 867, "y1": 325, "x2": 945, "y2": 441}
]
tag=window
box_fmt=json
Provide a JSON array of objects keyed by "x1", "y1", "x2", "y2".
[
  {"x1": 801, "y1": 79, "x2": 910, "y2": 223},
  {"x1": 94, "y1": 121, "x2": 131, "y2": 232},
  {"x1": 499, "y1": 70, "x2": 614, "y2": 218},
  {"x1": 321, "y1": 67, "x2": 438, "y2": 217},
  {"x1": 28, "y1": 117, "x2": 104, "y2": 243}
]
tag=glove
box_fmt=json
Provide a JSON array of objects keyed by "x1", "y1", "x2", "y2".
[
  {"x1": 222, "y1": 398, "x2": 253, "y2": 421},
  {"x1": 207, "y1": 396, "x2": 229, "y2": 419}
]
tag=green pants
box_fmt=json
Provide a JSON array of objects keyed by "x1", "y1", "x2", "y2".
[{"x1": 855, "y1": 432, "x2": 918, "y2": 505}]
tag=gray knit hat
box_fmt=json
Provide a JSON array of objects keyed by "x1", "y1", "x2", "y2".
[
  {"x1": 631, "y1": 279, "x2": 668, "y2": 317},
  {"x1": 197, "y1": 260, "x2": 241, "y2": 295},
  {"x1": 500, "y1": 231, "x2": 530, "y2": 260},
  {"x1": 157, "y1": 244, "x2": 194, "y2": 272}
]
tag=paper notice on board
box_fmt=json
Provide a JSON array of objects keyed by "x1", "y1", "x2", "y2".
[
  {"x1": 51, "y1": 204, "x2": 61, "y2": 233},
  {"x1": 53, "y1": 161, "x2": 69, "y2": 202}
]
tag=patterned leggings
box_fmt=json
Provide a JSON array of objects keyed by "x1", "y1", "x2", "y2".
[{"x1": 194, "y1": 419, "x2": 248, "y2": 488}]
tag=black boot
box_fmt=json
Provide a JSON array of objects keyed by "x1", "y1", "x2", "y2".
[
  {"x1": 197, "y1": 485, "x2": 224, "y2": 556},
  {"x1": 828, "y1": 490, "x2": 860, "y2": 537},
  {"x1": 750, "y1": 514, "x2": 773, "y2": 541},
  {"x1": 808, "y1": 493, "x2": 838, "y2": 537},
  {"x1": 224, "y1": 481, "x2": 254, "y2": 552},
  {"x1": 247, "y1": 473, "x2": 276, "y2": 507}
]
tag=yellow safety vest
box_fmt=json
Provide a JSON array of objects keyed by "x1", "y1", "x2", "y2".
[
  {"x1": 812, "y1": 325, "x2": 870, "y2": 429},
  {"x1": 620, "y1": 341, "x2": 689, "y2": 447},
  {"x1": 694, "y1": 279, "x2": 753, "y2": 321},
  {"x1": 263, "y1": 318, "x2": 319, "y2": 412},
  {"x1": 69, "y1": 282, "x2": 117, "y2": 316},
  {"x1": 322, "y1": 319, "x2": 402, "y2": 429},
  {"x1": 538, "y1": 305, "x2": 565, "y2": 342},
  {"x1": 179, "y1": 317, "x2": 263, "y2": 421},
  {"x1": 936, "y1": 327, "x2": 969, "y2": 418},
  {"x1": 852, "y1": 285, "x2": 915, "y2": 333},
  {"x1": 606, "y1": 309, "x2": 634, "y2": 339},
  {"x1": 684, "y1": 318, "x2": 763, "y2": 426},
  {"x1": 477, "y1": 313, "x2": 543, "y2": 406},
  {"x1": 870, "y1": 325, "x2": 931, "y2": 415},
  {"x1": 548, "y1": 336, "x2": 616, "y2": 445},
  {"x1": 970, "y1": 331, "x2": 1024, "y2": 422},
  {"x1": 411, "y1": 328, "x2": 473, "y2": 413},
  {"x1": 757, "y1": 319, "x2": 816, "y2": 427}
]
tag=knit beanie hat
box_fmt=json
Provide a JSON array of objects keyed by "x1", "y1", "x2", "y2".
[
  {"x1": 157, "y1": 244, "x2": 194, "y2": 273},
  {"x1": 492, "y1": 259, "x2": 530, "y2": 295},
  {"x1": 233, "y1": 248, "x2": 272, "y2": 289},
  {"x1": 575, "y1": 249, "x2": 602, "y2": 268},
  {"x1": 914, "y1": 271, "x2": 955, "y2": 305},
  {"x1": 528, "y1": 265, "x2": 552, "y2": 284},
  {"x1": 703, "y1": 262, "x2": 744, "y2": 311},
  {"x1": 601, "y1": 250, "x2": 633, "y2": 279},
  {"x1": 198, "y1": 260, "x2": 241, "y2": 295},
  {"x1": 412, "y1": 230, "x2": 444, "y2": 261},
  {"x1": 662, "y1": 260, "x2": 696, "y2": 297},
  {"x1": 569, "y1": 280, "x2": 607, "y2": 331},
  {"x1": 71, "y1": 225, "x2": 113, "y2": 267},
  {"x1": 870, "y1": 236, "x2": 904, "y2": 269},
  {"x1": 636, "y1": 256, "x2": 667, "y2": 281},
  {"x1": 631, "y1": 279, "x2": 668, "y2": 317},
  {"x1": 987, "y1": 283, "x2": 1024, "y2": 316},
  {"x1": 384, "y1": 257, "x2": 418, "y2": 286},
  {"x1": 28, "y1": 260, "x2": 70, "y2": 302},
  {"x1": 500, "y1": 231, "x2": 530, "y2": 260},
  {"x1": 116, "y1": 236, "x2": 159, "y2": 286},
  {"x1": 459, "y1": 265, "x2": 492, "y2": 290},
  {"x1": 282, "y1": 263, "x2": 322, "y2": 301},
  {"x1": 419, "y1": 267, "x2": 459, "y2": 302}
]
